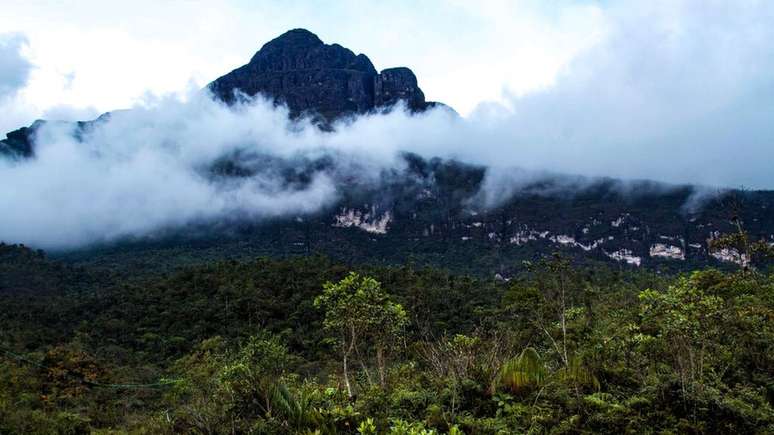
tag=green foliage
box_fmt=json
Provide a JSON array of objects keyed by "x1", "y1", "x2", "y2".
[
  {"x1": 498, "y1": 347, "x2": 546, "y2": 393},
  {"x1": 315, "y1": 272, "x2": 409, "y2": 395},
  {"x1": 555, "y1": 354, "x2": 599, "y2": 391},
  {"x1": 218, "y1": 334, "x2": 291, "y2": 414},
  {"x1": 1, "y1": 252, "x2": 773, "y2": 433},
  {"x1": 357, "y1": 417, "x2": 377, "y2": 434},
  {"x1": 708, "y1": 213, "x2": 774, "y2": 271},
  {"x1": 315, "y1": 272, "x2": 408, "y2": 342}
]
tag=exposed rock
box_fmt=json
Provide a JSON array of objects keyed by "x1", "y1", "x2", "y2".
[
  {"x1": 374, "y1": 67, "x2": 426, "y2": 111},
  {"x1": 333, "y1": 206, "x2": 392, "y2": 234},
  {"x1": 0, "y1": 114, "x2": 113, "y2": 159},
  {"x1": 2, "y1": 29, "x2": 446, "y2": 158},
  {"x1": 711, "y1": 248, "x2": 749, "y2": 267},
  {"x1": 208, "y1": 29, "x2": 441, "y2": 120},
  {"x1": 605, "y1": 249, "x2": 642, "y2": 267},
  {"x1": 0, "y1": 121, "x2": 42, "y2": 159},
  {"x1": 649, "y1": 243, "x2": 685, "y2": 260}
]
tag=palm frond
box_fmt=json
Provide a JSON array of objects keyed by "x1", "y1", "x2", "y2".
[{"x1": 498, "y1": 347, "x2": 547, "y2": 393}]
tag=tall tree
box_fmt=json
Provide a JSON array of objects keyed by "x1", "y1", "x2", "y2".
[{"x1": 314, "y1": 272, "x2": 407, "y2": 397}]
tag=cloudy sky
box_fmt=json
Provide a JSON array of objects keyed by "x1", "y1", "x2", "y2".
[
  {"x1": 2, "y1": 0, "x2": 774, "y2": 249},
  {"x1": 1, "y1": 0, "x2": 605, "y2": 119},
  {"x1": 2, "y1": 0, "x2": 774, "y2": 186}
]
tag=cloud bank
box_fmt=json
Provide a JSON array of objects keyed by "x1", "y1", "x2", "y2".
[
  {"x1": 2, "y1": 1, "x2": 774, "y2": 250},
  {"x1": 1, "y1": 97, "x2": 341, "y2": 249},
  {"x1": 478, "y1": 0, "x2": 774, "y2": 190}
]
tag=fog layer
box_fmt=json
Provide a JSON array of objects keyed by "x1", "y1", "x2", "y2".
[{"x1": 3, "y1": 1, "x2": 774, "y2": 249}]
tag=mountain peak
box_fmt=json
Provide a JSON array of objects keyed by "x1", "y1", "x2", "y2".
[
  {"x1": 208, "y1": 29, "x2": 443, "y2": 120},
  {"x1": 250, "y1": 29, "x2": 325, "y2": 65},
  {"x1": 259, "y1": 28, "x2": 324, "y2": 52}
]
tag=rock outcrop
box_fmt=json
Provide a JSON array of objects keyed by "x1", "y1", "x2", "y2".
[
  {"x1": 0, "y1": 122, "x2": 41, "y2": 159},
  {"x1": 1, "y1": 29, "x2": 446, "y2": 158},
  {"x1": 208, "y1": 29, "x2": 442, "y2": 120},
  {"x1": 0, "y1": 114, "x2": 112, "y2": 159},
  {"x1": 374, "y1": 67, "x2": 426, "y2": 111}
]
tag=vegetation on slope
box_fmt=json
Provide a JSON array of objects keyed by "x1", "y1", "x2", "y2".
[{"x1": 1, "y1": 239, "x2": 773, "y2": 433}]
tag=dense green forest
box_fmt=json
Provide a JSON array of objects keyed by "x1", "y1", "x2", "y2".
[{"x1": 1, "y1": 239, "x2": 773, "y2": 434}]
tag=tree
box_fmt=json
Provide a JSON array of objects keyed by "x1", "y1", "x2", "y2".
[
  {"x1": 314, "y1": 272, "x2": 408, "y2": 397},
  {"x1": 218, "y1": 334, "x2": 291, "y2": 419},
  {"x1": 709, "y1": 194, "x2": 774, "y2": 271},
  {"x1": 523, "y1": 254, "x2": 579, "y2": 368},
  {"x1": 639, "y1": 274, "x2": 724, "y2": 397}
]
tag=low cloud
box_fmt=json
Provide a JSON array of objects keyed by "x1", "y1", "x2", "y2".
[
  {"x1": 1, "y1": 97, "x2": 342, "y2": 249},
  {"x1": 474, "y1": 1, "x2": 774, "y2": 190},
  {"x1": 2, "y1": 1, "x2": 774, "y2": 250},
  {"x1": 41, "y1": 104, "x2": 100, "y2": 123},
  {"x1": 0, "y1": 91, "x2": 735, "y2": 250}
]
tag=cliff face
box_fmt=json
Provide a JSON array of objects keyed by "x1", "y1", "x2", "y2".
[
  {"x1": 0, "y1": 122, "x2": 39, "y2": 159},
  {"x1": 1, "y1": 29, "x2": 441, "y2": 159},
  {"x1": 208, "y1": 29, "x2": 436, "y2": 119},
  {"x1": 5, "y1": 28, "x2": 773, "y2": 276},
  {"x1": 0, "y1": 115, "x2": 111, "y2": 159},
  {"x1": 374, "y1": 67, "x2": 426, "y2": 111}
]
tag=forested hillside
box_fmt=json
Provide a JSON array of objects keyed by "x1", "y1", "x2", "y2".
[
  {"x1": 3, "y1": 7, "x2": 774, "y2": 435},
  {"x1": 1, "y1": 240, "x2": 773, "y2": 433},
  {"x1": 6, "y1": 28, "x2": 774, "y2": 277}
]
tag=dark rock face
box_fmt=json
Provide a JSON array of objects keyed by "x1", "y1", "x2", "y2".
[
  {"x1": 1, "y1": 29, "x2": 443, "y2": 158},
  {"x1": 0, "y1": 115, "x2": 112, "y2": 159},
  {"x1": 208, "y1": 29, "x2": 439, "y2": 120},
  {"x1": 375, "y1": 67, "x2": 426, "y2": 111},
  {"x1": 0, "y1": 122, "x2": 41, "y2": 159}
]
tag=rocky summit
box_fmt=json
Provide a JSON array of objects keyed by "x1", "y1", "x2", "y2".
[
  {"x1": 0, "y1": 29, "x2": 441, "y2": 159},
  {"x1": 2, "y1": 29, "x2": 773, "y2": 277},
  {"x1": 208, "y1": 29, "x2": 439, "y2": 120}
]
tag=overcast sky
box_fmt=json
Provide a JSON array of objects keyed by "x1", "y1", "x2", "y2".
[
  {"x1": 0, "y1": 0, "x2": 605, "y2": 119},
  {"x1": 2, "y1": 0, "x2": 774, "y2": 187},
  {"x1": 3, "y1": 0, "x2": 774, "y2": 248}
]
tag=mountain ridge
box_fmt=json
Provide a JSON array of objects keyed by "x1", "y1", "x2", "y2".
[
  {"x1": 208, "y1": 28, "x2": 441, "y2": 120},
  {"x1": 1, "y1": 29, "x2": 443, "y2": 159},
  {"x1": 1, "y1": 29, "x2": 773, "y2": 276}
]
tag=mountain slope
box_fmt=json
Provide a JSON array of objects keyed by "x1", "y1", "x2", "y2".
[
  {"x1": 0, "y1": 29, "x2": 440, "y2": 159},
  {"x1": 1, "y1": 29, "x2": 773, "y2": 276},
  {"x1": 55, "y1": 154, "x2": 774, "y2": 277}
]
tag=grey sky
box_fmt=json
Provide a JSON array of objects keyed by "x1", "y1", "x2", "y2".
[
  {"x1": 0, "y1": 0, "x2": 604, "y2": 116},
  {"x1": 0, "y1": 33, "x2": 31, "y2": 100}
]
